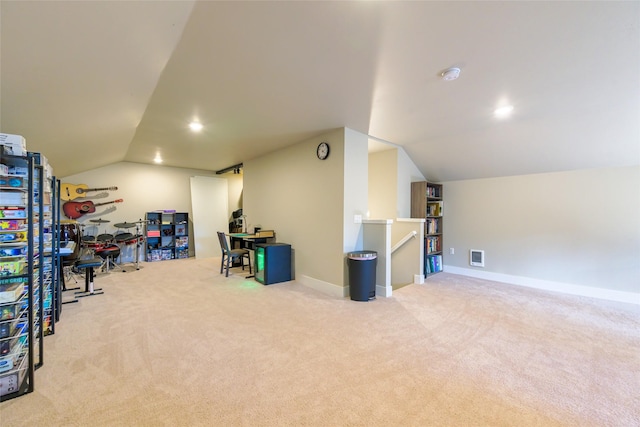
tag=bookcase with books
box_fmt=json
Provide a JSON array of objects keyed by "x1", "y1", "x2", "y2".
[
  {"x1": 145, "y1": 211, "x2": 189, "y2": 262},
  {"x1": 411, "y1": 181, "x2": 443, "y2": 277}
]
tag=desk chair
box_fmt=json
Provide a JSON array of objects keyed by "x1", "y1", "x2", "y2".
[
  {"x1": 96, "y1": 244, "x2": 121, "y2": 273},
  {"x1": 217, "y1": 232, "x2": 252, "y2": 277}
]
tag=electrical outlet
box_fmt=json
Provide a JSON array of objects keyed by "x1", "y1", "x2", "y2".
[
  {"x1": 354, "y1": 214, "x2": 362, "y2": 224},
  {"x1": 450, "y1": 248, "x2": 455, "y2": 255}
]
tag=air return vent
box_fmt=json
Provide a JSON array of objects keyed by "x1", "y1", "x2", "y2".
[{"x1": 470, "y1": 249, "x2": 484, "y2": 267}]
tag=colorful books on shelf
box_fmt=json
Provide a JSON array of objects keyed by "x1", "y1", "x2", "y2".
[
  {"x1": 426, "y1": 236, "x2": 441, "y2": 254},
  {"x1": 426, "y1": 186, "x2": 441, "y2": 198},
  {"x1": 425, "y1": 254, "x2": 443, "y2": 274},
  {"x1": 426, "y1": 218, "x2": 440, "y2": 235}
]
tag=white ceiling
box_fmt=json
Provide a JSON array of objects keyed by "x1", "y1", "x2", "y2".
[{"x1": 1, "y1": 1, "x2": 639, "y2": 181}]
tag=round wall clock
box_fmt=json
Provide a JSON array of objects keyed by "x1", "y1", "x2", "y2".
[{"x1": 317, "y1": 142, "x2": 330, "y2": 160}]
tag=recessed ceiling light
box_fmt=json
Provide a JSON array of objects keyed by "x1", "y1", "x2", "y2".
[
  {"x1": 154, "y1": 154, "x2": 163, "y2": 164},
  {"x1": 494, "y1": 105, "x2": 514, "y2": 117},
  {"x1": 189, "y1": 121, "x2": 203, "y2": 132}
]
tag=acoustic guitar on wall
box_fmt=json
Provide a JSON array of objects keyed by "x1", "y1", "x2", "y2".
[
  {"x1": 63, "y1": 199, "x2": 123, "y2": 220},
  {"x1": 60, "y1": 183, "x2": 118, "y2": 201}
]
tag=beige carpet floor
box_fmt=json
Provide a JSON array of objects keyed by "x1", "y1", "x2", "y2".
[{"x1": 1, "y1": 257, "x2": 638, "y2": 426}]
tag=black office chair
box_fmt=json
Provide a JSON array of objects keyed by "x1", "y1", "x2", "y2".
[{"x1": 217, "y1": 231, "x2": 252, "y2": 277}]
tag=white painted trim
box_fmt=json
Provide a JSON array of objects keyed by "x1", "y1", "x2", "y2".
[
  {"x1": 297, "y1": 276, "x2": 391, "y2": 299},
  {"x1": 444, "y1": 265, "x2": 640, "y2": 305},
  {"x1": 376, "y1": 284, "x2": 392, "y2": 298},
  {"x1": 396, "y1": 218, "x2": 426, "y2": 223},
  {"x1": 362, "y1": 219, "x2": 393, "y2": 224},
  {"x1": 391, "y1": 230, "x2": 417, "y2": 254},
  {"x1": 299, "y1": 275, "x2": 347, "y2": 298}
]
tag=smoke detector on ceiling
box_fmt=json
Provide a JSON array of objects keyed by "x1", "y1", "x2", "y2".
[{"x1": 441, "y1": 67, "x2": 461, "y2": 81}]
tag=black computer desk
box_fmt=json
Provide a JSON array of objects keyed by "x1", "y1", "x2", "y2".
[
  {"x1": 227, "y1": 232, "x2": 276, "y2": 250},
  {"x1": 227, "y1": 232, "x2": 276, "y2": 277}
]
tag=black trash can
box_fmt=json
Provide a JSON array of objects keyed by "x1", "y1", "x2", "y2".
[{"x1": 347, "y1": 251, "x2": 377, "y2": 301}]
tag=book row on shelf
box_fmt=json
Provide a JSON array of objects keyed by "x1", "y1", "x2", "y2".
[
  {"x1": 426, "y1": 255, "x2": 443, "y2": 274},
  {"x1": 426, "y1": 218, "x2": 441, "y2": 235},
  {"x1": 426, "y1": 186, "x2": 441, "y2": 198},
  {"x1": 426, "y1": 236, "x2": 442, "y2": 254}
]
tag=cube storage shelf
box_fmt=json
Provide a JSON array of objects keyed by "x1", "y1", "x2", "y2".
[{"x1": 145, "y1": 212, "x2": 189, "y2": 262}]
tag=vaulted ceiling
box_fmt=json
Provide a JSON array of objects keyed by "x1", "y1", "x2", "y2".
[{"x1": 1, "y1": 1, "x2": 638, "y2": 181}]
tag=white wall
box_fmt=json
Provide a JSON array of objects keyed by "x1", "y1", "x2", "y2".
[
  {"x1": 368, "y1": 149, "x2": 397, "y2": 219},
  {"x1": 367, "y1": 147, "x2": 425, "y2": 290},
  {"x1": 244, "y1": 128, "x2": 369, "y2": 294},
  {"x1": 397, "y1": 148, "x2": 426, "y2": 218},
  {"x1": 443, "y1": 166, "x2": 640, "y2": 302},
  {"x1": 368, "y1": 147, "x2": 425, "y2": 219},
  {"x1": 226, "y1": 173, "x2": 243, "y2": 218},
  {"x1": 190, "y1": 176, "x2": 229, "y2": 258},
  {"x1": 343, "y1": 127, "x2": 369, "y2": 252},
  {"x1": 244, "y1": 129, "x2": 346, "y2": 289}
]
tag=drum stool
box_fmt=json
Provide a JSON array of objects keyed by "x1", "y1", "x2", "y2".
[
  {"x1": 75, "y1": 258, "x2": 104, "y2": 298},
  {"x1": 96, "y1": 244, "x2": 121, "y2": 273}
]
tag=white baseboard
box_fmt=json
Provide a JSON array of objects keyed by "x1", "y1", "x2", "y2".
[
  {"x1": 444, "y1": 265, "x2": 640, "y2": 305},
  {"x1": 299, "y1": 275, "x2": 347, "y2": 298},
  {"x1": 376, "y1": 284, "x2": 392, "y2": 298},
  {"x1": 298, "y1": 275, "x2": 393, "y2": 299}
]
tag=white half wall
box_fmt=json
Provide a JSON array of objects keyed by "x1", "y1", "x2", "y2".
[
  {"x1": 392, "y1": 218, "x2": 425, "y2": 287},
  {"x1": 363, "y1": 219, "x2": 392, "y2": 297}
]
